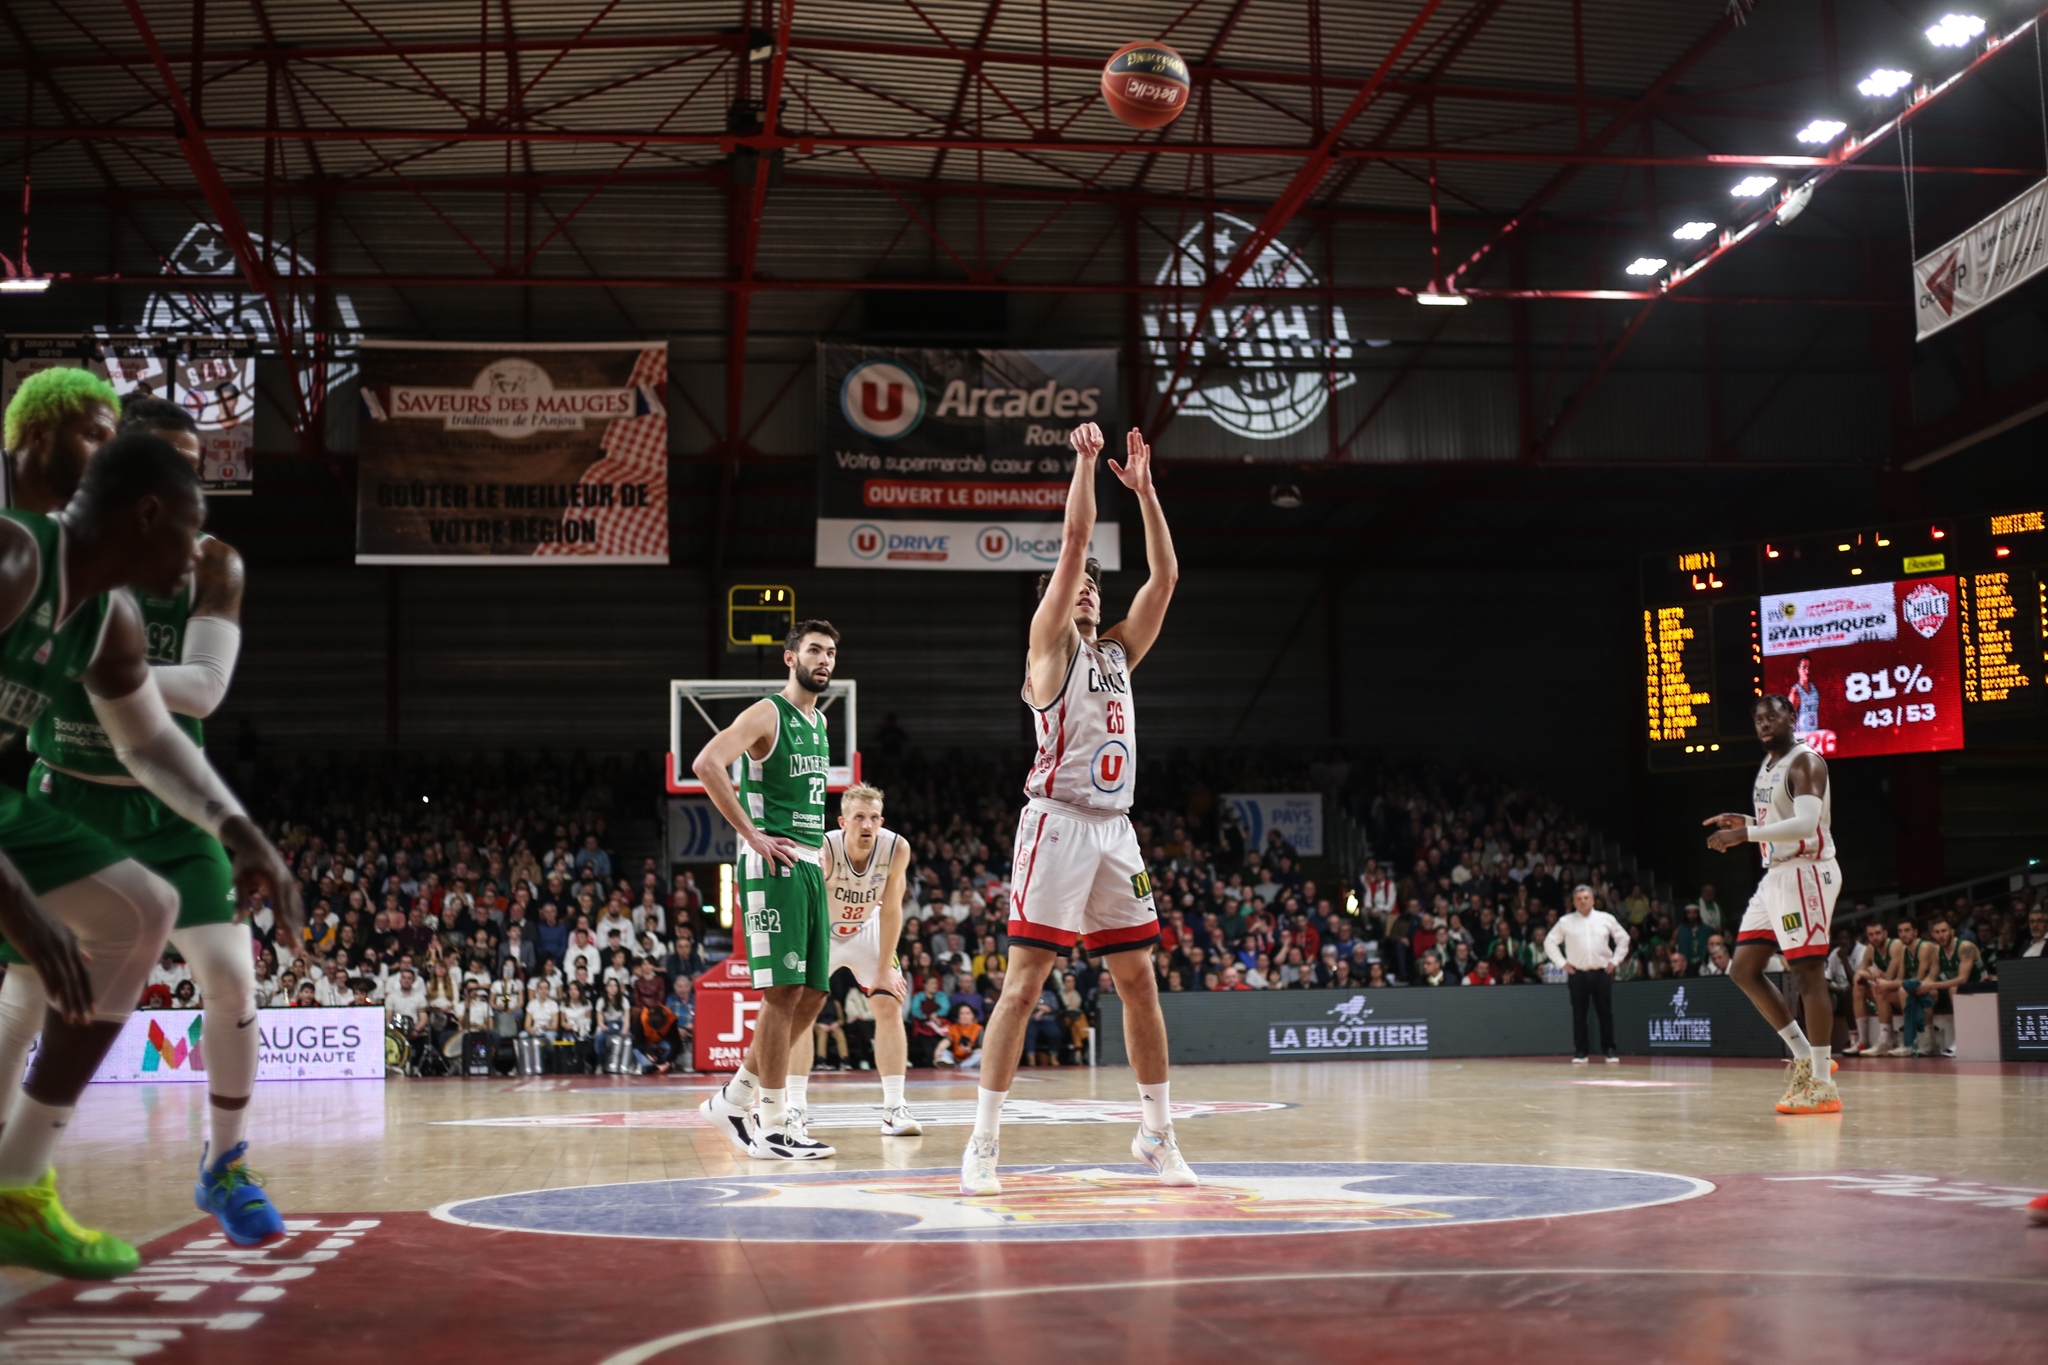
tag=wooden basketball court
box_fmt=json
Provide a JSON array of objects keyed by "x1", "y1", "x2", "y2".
[{"x1": 4, "y1": 1056, "x2": 2043, "y2": 1364}]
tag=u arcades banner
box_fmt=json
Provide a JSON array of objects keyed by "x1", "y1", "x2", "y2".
[
  {"x1": 2, "y1": 334, "x2": 256, "y2": 493},
  {"x1": 355, "y1": 341, "x2": 668, "y2": 564},
  {"x1": 815, "y1": 346, "x2": 1121, "y2": 571}
]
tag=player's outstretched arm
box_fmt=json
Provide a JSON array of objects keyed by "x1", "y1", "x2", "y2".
[
  {"x1": 1028, "y1": 424, "x2": 1102, "y2": 698},
  {"x1": 156, "y1": 536, "x2": 244, "y2": 719},
  {"x1": 690, "y1": 698, "x2": 798, "y2": 869},
  {"x1": 83, "y1": 593, "x2": 302, "y2": 941},
  {"x1": 1102, "y1": 426, "x2": 1178, "y2": 670},
  {"x1": 874, "y1": 837, "x2": 913, "y2": 1001}
]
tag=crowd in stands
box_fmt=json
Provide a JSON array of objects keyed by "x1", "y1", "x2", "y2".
[{"x1": 133, "y1": 745, "x2": 2047, "y2": 1075}]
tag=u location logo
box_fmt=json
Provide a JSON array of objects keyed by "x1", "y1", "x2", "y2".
[{"x1": 977, "y1": 527, "x2": 1012, "y2": 560}]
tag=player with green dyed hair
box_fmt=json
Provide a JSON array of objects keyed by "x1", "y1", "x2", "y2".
[{"x1": 4, "y1": 369, "x2": 122, "y2": 508}]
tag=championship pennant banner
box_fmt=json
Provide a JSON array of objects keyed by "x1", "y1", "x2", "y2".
[
  {"x1": 1913, "y1": 176, "x2": 2048, "y2": 340},
  {"x1": 815, "y1": 346, "x2": 1121, "y2": 571},
  {"x1": 2, "y1": 334, "x2": 256, "y2": 493},
  {"x1": 356, "y1": 341, "x2": 668, "y2": 564}
]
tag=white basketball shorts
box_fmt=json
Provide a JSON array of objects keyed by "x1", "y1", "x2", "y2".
[
  {"x1": 828, "y1": 916, "x2": 893, "y2": 994},
  {"x1": 1007, "y1": 797, "x2": 1159, "y2": 955},
  {"x1": 1736, "y1": 858, "x2": 1840, "y2": 962}
]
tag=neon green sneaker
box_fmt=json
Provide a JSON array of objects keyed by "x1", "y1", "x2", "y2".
[{"x1": 0, "y1": 1170, "x2": 141, "y2": 1279}]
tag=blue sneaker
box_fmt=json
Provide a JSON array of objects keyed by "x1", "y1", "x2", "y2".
[{"x1": 194, "y1": 1142, "x2": 285, "y2": 1246}]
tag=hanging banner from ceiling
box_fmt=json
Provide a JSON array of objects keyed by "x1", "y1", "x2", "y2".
[
  {"x1": 1, "y1": 334, "x2": 256, "y2": 493},
  {"x1": 355, "y1": 340, "x2": 668, "y2": 565},
  {"x1": 815, "y1": 345, "x2": 1120, "y2": 571},
  {"x1": 1913, "y1": 176, "x2": 2048, "y2": 340}
]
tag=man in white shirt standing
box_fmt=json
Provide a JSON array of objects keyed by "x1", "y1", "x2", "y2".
[{"x1": 1544, "y1": 884, "x2": 1630, "y2": 1064}]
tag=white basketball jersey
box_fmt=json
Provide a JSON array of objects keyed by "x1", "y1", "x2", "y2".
[
  {"x1": 1751, "y1": 741, "x2": 1834, "y2": 867},
  {"x1": 823, "y1": 827, "x2": 901, "y2": 941},
  {"x1": 1023, "y1": 635, "x2": 1135, "y2": 813}
]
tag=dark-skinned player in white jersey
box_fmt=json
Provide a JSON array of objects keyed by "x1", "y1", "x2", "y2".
[
  {"x1": 1704, "y1": 693, "x2": 1843, "y2": 1115},
  {"x1": 962, "y1": 421, "x2": 1185, "y2": 1197}
]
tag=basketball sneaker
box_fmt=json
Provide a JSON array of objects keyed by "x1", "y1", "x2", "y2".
[
  {"x1": 1778, "y1": 1056, "x2": 1813, "y2": 1105},
  {"x1": 2027, "y1": 1194, "x2": 2048, "y2": 1226},
  {"x1": 755, "y1": 1122, "x2": 836, "y2": 1161},
  {"x1": 0, "y1": 1170, "x2": 141, "y2": 1280},
  {"x1": 960, "y1": 1133, "x2": 1001, "y2": 1196},
  {"x1": 1132, "y1": 1126, "x2": 1198, "y2": 1187},
  {"x1": 879, "y1": 1105, "x2": 923, "y2": 1136},
  {"x1": 699, "y1": 1084, "x2": 761, "y2": 1158},
  {"x1": 1777, "y1": 1077, "x2": 1843, "y2": 1115},
  {"x1": 194, "y1": 1143, "x2": 285, "y2": 1247}
]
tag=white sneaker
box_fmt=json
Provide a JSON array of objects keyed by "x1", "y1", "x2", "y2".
[
  {"x1": 1884, "y1": 1045, "x2": 1913, "y2": 1057},
  {"x1": 699, "y1": 1085, "x2": 760, "y2": 1158},
  {"x1": 960, "y1": 1133, "x2": 1001, "y2": 1196},
  {"x1": 1604, "y1": 1053, "x2": 1621, "y2": 1065},
  {"x1": 755, "y1": 1121, "x2": 837, "y2": 1161},
  {"x1": 1571, "y1": 1056, "x2": 1590, "y2": 1065},
  {"x1": 879, "y1": 1105, "x2": 923, "y2": 1136},
  {"x1": 1132, "y1": 1126, "x2": 1198, "y2": 1187}
]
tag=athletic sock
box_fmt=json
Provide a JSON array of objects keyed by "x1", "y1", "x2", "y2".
[
  {"x1": 1776, "y1": 1023, "x2": 1811, "y2": 1060},
  {"x1": 208, "y1": 1098, "x2": 249, "y2": 1157},
  {"x1": 880, "y1": 1074, "x2": 905, "y2": 1109},
  {"x1": 758, "y1": 1088, "x2": 787, "y2": 1134},
  {"x1": 723, "y1": 1064, "x2": 761, "y2": 1109},
  {"x1": 786, "y1": 1075, "x2": 809, "y2": 1111},
  {"x1": 972, "y1": 1087, "x2": 1007, "y2": 1139},
  {"x1": 0, "y1": 1096, "x2": 71, "y2": 1187},
  {"x1": 1810, "y1": 1044, "x2": 1831, "y2": 1080},
  {"x1": 1138, "y1": 1079, "x2": 1171, "y2": 1134}
]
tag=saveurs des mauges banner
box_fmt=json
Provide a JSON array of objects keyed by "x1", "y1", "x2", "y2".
[
  {"x1": 356, "y1": 340, "x2": 668, "y2": 564},
  {"x1": 815, "y1": 346, "x2": 1122, "y2": 571}
]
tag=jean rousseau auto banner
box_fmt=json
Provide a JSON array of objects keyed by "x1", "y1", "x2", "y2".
[{"x1": 815, "y1": 345, "x2": 1121, "y2": 571}]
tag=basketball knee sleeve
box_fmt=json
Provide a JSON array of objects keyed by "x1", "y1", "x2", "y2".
[
  {"x1": 0, "y1": 965, "x2": 48, "y2": 1098},
  {"x1": 40, "y1": 863, "x2": 179, "y2": 1023},
  {"x1": 172, "y1": 921, "x2": 260, "y2": 1100}
]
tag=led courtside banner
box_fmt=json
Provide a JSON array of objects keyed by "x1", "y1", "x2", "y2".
[
  {"x1": 815, "y1": 346, "x2": 1121, "y2": 571},
  {"x1": 356, "y1": 341, "x2": 668, "y2": 564},
  {"x1": 3, "y1": 334, "x2": 256, "y2": 494},
  {"x1": 89, "y1": 1007, "x2": 385, "y2": 1084}
]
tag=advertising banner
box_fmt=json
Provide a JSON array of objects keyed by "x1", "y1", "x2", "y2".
[
  {"x1": 2, "y1": 334, "x2": 256, "y2": 493},
  {"x1": 1999, "y1": 957, "x2": 2048, "y2": 1062},
  {"x1": 1223, "y1": 792, "x2": 1324, "y2": 857},
  {"x1": 1099, "y1": 986, "x2": 1573, "y2": 1065},
  {"x1": 1611, "y1": 977, "x2": 1786, "y2": 1058},
  {"x1": 694, "y1": 955, "x2": 761, "y2": 1072},
  {"x1": 667, "y1": 797, "x2": 739, "y2": 862},
  {"x1": 815, "y1": 346, "x2": 1120, "y2": 572},
  {"x1": 1760, "y1": 577, "x2": 1965, "y2": 757},
  {"x1": 356, "y1": 341, "x2": 667, "y2": 564},
  {"x1": 91, "y1": 1007, "x2": 385, "y2": 1084},
  {"x1": 1913, "y1": 176, "x2": 2048, "y2": 340}
]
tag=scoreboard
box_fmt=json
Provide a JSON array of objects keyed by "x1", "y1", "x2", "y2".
[{"x1": 1641, "y1": 509, "x2": 2047, "y2": 771}]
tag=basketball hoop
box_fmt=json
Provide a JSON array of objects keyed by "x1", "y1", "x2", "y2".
[{"x1": 666, "y1": 679, "x2": 860, "y2": 795}]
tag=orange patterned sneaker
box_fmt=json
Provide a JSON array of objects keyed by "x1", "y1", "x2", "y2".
[
  {"x1": 1777, "y1": 1078, "x2": 1843, "y2": 1115},
  {"x1": 1777, "y1": 1056, "x2": 1813, "y2": 1106}
]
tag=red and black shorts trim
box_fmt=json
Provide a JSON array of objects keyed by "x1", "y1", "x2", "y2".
[{"x1": 1008, "y1": 916, "x2": 1160, "y2": 958}]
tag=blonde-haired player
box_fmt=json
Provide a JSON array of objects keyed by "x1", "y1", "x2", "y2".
[{"x1": 783, "y1": 783, "x2": 922, "y2": 1138}]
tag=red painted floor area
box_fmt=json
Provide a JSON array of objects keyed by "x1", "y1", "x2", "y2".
[{"x1": 5, "y1": 1171, "x2": 2044, "y2": 1364}]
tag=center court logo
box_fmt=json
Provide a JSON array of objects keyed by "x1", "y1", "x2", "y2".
[
  {"x1": 433, "y1": 1161, "x2": 1712, "y2": 1243},
  {"x1": 1648, "y1": 985, "x2": 1712, "y2": 1048},
  {"x1": 840, "y1": 360, "x2": 925, "y2": 441}
]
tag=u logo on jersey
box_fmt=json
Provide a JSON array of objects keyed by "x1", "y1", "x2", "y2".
[{"x1": 1091, "y1": 740, "x2": 1130, "y2": 793}]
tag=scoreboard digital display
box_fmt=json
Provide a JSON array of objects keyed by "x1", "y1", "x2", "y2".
[{"x1": 1642, "y1": 510, "x2": 2046, "y2": 770}]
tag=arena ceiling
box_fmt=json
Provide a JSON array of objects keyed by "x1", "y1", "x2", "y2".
[{"x1": 3, "y1": 1, "x2": 2047, "y2": 569}]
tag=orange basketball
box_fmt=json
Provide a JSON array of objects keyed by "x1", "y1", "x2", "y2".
[{"x1": 1101, "y1": 41, "x2": 1191, "y2": 130}]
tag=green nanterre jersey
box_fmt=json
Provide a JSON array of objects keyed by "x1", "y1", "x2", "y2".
[
  {"x1": 0, "y1": 511, "x2": 112, "y2": 748},
  {"x1": 29, "y1": 575, "x2": 201, "y2": 776},
  {"x1": 740, "y1": 694, "x2": 830, "y2": 848}
]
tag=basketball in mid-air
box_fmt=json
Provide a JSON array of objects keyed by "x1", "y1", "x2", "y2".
[{"x1": 1100, "y1": 41, "x2": 1191, "y2": 129}]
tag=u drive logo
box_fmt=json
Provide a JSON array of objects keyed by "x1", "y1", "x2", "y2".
[
  {"x1": 849, "y1": 523, "x2": 886, "y2": 559},
  {"x1": 1091, "y1": 740, "x2": 1130, "y2": 793}
]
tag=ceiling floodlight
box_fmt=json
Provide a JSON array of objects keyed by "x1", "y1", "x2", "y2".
[
  {"x1": 1672, "y1": 221, "x2": 1717, "y2": 241},
  {"x1": 1625, "y1": 257, "x2": 1668, "y2": 276},
  {"x1": 1925, "y1": 14, "x2": 1985, "y2": 48},
  {"x1": 1415, "y1": 290, "x2": 1469, "y2": 306},
  {"x1": 1858, "y1": 68, "x2": 1913, "y2": 97},
  {"x1": 1730, "y1": 176, "x2": 1777, "y2": 198},
  {"x1": 1795, "y1": 119, "x2": 1847, "y2": 144},
  {"x1": 0, "y1": 279, "x2": 52, "y2": 294}
]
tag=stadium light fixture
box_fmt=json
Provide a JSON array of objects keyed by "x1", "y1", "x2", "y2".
[
  {"x1": 1925, "y1": 14, "x2": 1985, "y2": 48},
  {"x1": 1624, "y1": 257, "x2": 1668, "y2": 276},
  {"x1": 1730, "y1": 176, "x2": 1777, "y2": 198},
  {"x1": 1672, "y1": 221, "x2": 1717, "y2": 241},
  {"x1": 1415, "y1": 290, "x2": 1469, "y2": 306},
  {"x1": 1795, "y1": 119, "x2": 1847, "y2": 145},
  {"x1": 0, "y1": 278, "x2": 51, "y2": 294},
  {"x1": 1858, "y1": 68, "x2": 1914, "y2": 98}
]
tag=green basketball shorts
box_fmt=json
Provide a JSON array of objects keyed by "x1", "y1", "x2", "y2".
[
  {"x1": 0, "y1": 782, "x2": 130, "y2": 964},
  {"x1": 28, "y1": 762, "x2": 237, "y2": 931},
  {"x1": 739, "y1": 847, "x2": 830, "y2": 992}
]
